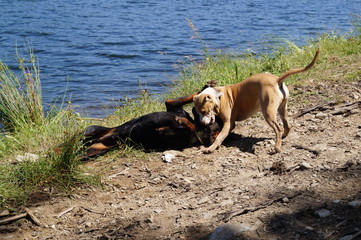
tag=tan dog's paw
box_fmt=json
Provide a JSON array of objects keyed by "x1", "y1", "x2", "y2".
[
  {"x1": 274, "y1": 146, "x2": 282, "y2": 153},
  {"x1": 202, "y1": 146, "x2": 216, "y2": 154}
]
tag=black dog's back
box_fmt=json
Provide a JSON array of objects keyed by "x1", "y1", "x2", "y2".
[
  {"x1": 121, "y1": 111, "x2": 195, "y2": 149},
  {"x1": 83, "y1": 110, "x2": 197, "y2": 157}
]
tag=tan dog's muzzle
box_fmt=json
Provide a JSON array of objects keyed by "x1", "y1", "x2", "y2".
[{"x1": 193, "y1": 87, "x2": 223, "y2": 125}]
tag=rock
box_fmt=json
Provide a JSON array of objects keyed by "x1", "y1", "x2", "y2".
[
  {"x1": 163, "y1": 150, "x2": 185, "y2": 157},
  {"x1": 323, "y1": 164, "x2": 332, "y2": 170},
  {"x1": 219, "y1": 199, "x2": 234, "y2": 207},
  {"x1": 282, "y1": 197, "x2": 289, "y2": 203},
  {"x1": 198, "y1": 196, "x2": 210, "y2": 205},
  {"x1": 348, "y1": 200, "x2": 361, "y2": 208},
  {"x1": 144, "y1": 216, "x2": 154, "y2": 223},
  {"x1": 154, "y1": 209, "x2": 162, "y2": 214},
  {"x1": 0, "y1": 209, "x2": 10, "y2": 217},
  {"x1": 314, "y1": 144, "x2": 338, "y2": 152},
  {"x1": 15, "y1": 153, "x2": 39, "y2": 163},
  {"x1": 161, "y1": 153, "x2": 175, "y2": 163},
  {"x1": 305, "y1": 226, "x2": 314, "y2": 231},
  {"x1": 84, "y1": 221, "x2": 92, "y2": 228},
  {"x1": 300, "y1": 161, "x2": 312, "y2": 170},
  {"x1": 356, "y1": 132, "x2": 361, "y2": 138},
  {"x1": 339, "y1": 235, "x2": 354, "y2": 240},
  {"x1": 353, "y1": 92, "x2": 360, "y2": 100},
  {"x1": 314, "y1": 209, "x2": 331, "y2": 218},
  {"x1": 162, "y1": 150, "x2": 186, "y2": 162},
  {"x1": 208, "y1": 222, "x2": 260, "y2": 240},
  {"x1": 315, "y1": 112, "x2": 328, "y2": 119}
]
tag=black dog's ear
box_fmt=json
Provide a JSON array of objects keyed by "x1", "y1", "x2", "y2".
[
  {"x1": 206, "y1": 79, "x2": 218, "y2": 87},
  {"x1": 201, "y1": 79, "x2": 218, "y2": 91}
]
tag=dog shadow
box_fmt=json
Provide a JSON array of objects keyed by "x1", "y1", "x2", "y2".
[{"x1": 223, "y1": 132, "x2": 270, "y2": 153}]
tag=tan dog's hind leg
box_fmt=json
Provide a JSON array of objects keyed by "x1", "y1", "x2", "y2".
[
  {"x1": 263, "y1": 113, "x2": 283, "y2": 153},
  {"x1": 278, "y1": 98, "x2": 292, "y2": 138},
  {"x1": 261, "y1": 97, "x2": 284, "y2": 153}
]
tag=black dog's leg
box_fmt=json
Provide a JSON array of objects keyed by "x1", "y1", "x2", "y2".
[
  {"x1": 165, "y1": 92, "x2": 197, "y2": 112},
  {"x1": 174, "y1": 116, "x2": 196, "y2": 132},
  {"x1": 165, "y1": 80, "x2": 218, "y2": 112},
  {"x1": 83, "y1": 125, "x2": 113, "y2": 144},
  {"x1": 82, "y1": 125, "x2": 121, "y2": 158}
]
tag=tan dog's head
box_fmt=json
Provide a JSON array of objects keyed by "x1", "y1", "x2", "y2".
[{"x1": 193, "y1": 87, "x2": 223, "y2": 125}]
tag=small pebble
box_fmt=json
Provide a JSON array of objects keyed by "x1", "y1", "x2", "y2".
[
  {"x1": 348, "y1": 200, "x2": 361, "y2": 208},
  {"x1": 305, "y1": 226, "x2": 314, "y2": 231},
  {"x1": 339, "y1": 235, "x2": 354, "y2": 240},
  {"x1": 300, "y1": 161, "x2": 312, "y2": 169},
  {"x1": 314, "y1": 208, "x2": 331, "y2": 218},
  {"x1": 315, "y1": 112, "x2": 328, "y2": 119}
]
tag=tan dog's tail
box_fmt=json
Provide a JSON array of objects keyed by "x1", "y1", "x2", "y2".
[{"x1": 278, "y1": 48, "x2": 320, "y2": 83}]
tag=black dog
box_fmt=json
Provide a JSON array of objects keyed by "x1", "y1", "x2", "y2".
[{"x1": 83, "y1": 86, "x2": 222, "y2": 158}]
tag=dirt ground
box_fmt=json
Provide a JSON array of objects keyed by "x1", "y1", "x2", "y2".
[{"x1": 0, "y1": 61, "x2": 360, "y2": 240}]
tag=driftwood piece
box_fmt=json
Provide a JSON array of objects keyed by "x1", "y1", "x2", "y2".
[
  {"x1": 0, "y1": 208, "x2": 42, "y2": 226},
  {"x1": 57, "y1": 206, "x2": 76, "y2": 218},
  {"x1": 296, "y1": 101, "x2": 336, "y2": 118},
  {"x1": 81, "y1": 206, "x2": 103, "y2": 215},
  {"x1": 25, "y1": 207, "x2": 42, "y2": 226},
  {"x1": 219, "y1": 192, "x2": 302, "y2": 222},
  {"x1": 297, "y1": 101, "x2": 360, "y2": 118},
  {"x1": 292, "y1": 144, "x2": 321, "y2": 156},
  {"x1": 329, "y1": 101, "x2": 361, "y2": 115},
  {"x1": 0, "y1": 212, "x2": 28, "y2": 225}
]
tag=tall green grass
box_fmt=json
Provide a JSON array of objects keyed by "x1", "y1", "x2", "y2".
[
  {"x1": 0, "y1": 46, "x2": 44, "y2": 130},
  {"x1": 0, "y1": 47, "x2": 95, "y2": 209},
  {"x1": 165, "y1": 19, "x2": 361, "y2": 98}
]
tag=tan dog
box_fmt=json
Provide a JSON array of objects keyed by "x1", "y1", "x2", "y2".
[{"x1": 194, "y1": 49, "x2": 320, "y2": 153}]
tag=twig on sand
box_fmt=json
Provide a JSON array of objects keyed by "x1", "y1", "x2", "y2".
[
  {"x1": 292, "y1": 144, "x2": 320, "y2": 156},
  {"x1": 329, "y1": 101, "x2": 361, "y2": 116},
  {"x1": 296, "y1": 100, "x2": 360, "y2": 118},
  {"x1": 296, "y1": 101, "x2": 335, "y2": 117},
  {"x1": 57, "y1": 206, "x2": 76, "y2": 218},
  {"x1": 219, "y1": 192, "x2": 302, "y2": 222},
  {"x1": 0, "y1": 208, "x2": 42, "y2": 226},
  {"x1": 81, "y1": 206, "x2": 104, "y2": 215},
  {"x1": 25, "y1": 207, "x2": 42, "y2": 226},
  {"x1": 0, "y1": 212, "x2": 28, "y2": 225}
]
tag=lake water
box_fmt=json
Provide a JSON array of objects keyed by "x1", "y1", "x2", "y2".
[{"x1": 0, "y1": 0, "x2": 359, "y2": 117}]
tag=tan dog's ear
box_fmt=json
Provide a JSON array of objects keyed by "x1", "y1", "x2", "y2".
[
  {"x1": 216, "y1": 90, "x2": 223, "y2": 99},
  {"x1": 193, "y1": 94, "x2": 198, "y2": 103},
  {"x1": 214, "y1": 90, "x2": 223, "y2": 113}
]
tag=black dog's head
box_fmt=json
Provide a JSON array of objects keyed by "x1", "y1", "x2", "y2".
[{"x1": 192, "y1": 107, "x2": 222, "y2": 146}]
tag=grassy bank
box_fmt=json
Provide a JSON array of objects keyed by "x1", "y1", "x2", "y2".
[
  {"x1": 0, "y1": 23, "x2": 360, "y2": 209},
  {"x1": 0, "y1": 48, "x2": 97, "y2": 208}
]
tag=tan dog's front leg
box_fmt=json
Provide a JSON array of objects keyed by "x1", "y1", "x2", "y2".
[{"x1": 203, "y1": 121, "x2": 232, "y2": 153}]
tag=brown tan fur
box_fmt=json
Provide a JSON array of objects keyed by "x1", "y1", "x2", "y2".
[{"x1": 194, "y1": 49, "x2": 320, "y2": 153}]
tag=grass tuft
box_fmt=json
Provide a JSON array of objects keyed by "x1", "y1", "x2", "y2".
[
  {"x1": 0, "y1": 47, "x2": 95, "y2": 209},
  {"x1": 0, "y1": 45, "x2": 44, "y2": 130}
]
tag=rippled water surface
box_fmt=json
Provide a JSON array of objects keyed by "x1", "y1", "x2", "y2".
[{"x1": 0, "y1": 0, "x2": 359, "y2": 117}]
